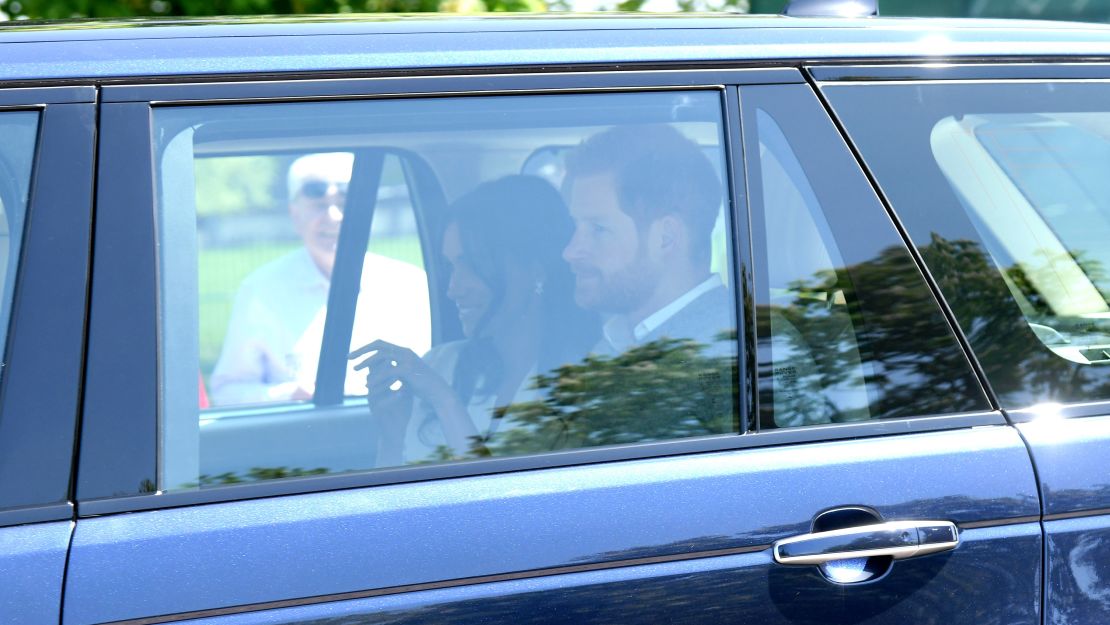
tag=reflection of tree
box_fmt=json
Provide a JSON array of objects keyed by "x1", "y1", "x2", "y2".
[
  {"x1": 482, "y1": 336, "x2": 737, "y2": 457},
  {"x1": 923, "y1": 234, "x2": 1110, "y2": 406},
  {"x1": 757, "y1": 241, "x2": 989, "y2": 428},
  {"x1": 1004, "y1": 247, "x2": 1109, "y2": 317},
  {"x1": 189, "y1": 466, "x2": 328, "y2": 488}
]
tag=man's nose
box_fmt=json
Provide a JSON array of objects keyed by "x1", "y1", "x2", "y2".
[
  {"x1": 326, "y1": 203, "x2": 343, "y2": 221},
  {"x1": 563, "y1": 229, "x2": 585, "y2": 262}
]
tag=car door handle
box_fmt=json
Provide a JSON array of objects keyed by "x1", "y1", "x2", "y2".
[{"x1": 773, "y1": 520, "x2": 959, "y2": 565}]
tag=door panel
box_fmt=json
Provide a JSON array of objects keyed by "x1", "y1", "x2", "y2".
[
  {"x1": 1019, "y1": 414, "x2": 1110, "y2": 625},
  {"x1": 68, "y1": 74, "x2": 1041, "y2": 625},
  {"x1": 0, "y1": 522, "x2": 72, "y2": 625},
  {"x1": 815, "y1": 75, "x2": 1110, "y2": 625},
  {"x1": 65, "y1": 426, "x2": 1039, "y2": 624},
  {"x1": 191, "y1": 528, "x2": 1038, "y2": 625},
  {"x1": 164, "y1": 524, "x2": 1040, "y2": 625}
]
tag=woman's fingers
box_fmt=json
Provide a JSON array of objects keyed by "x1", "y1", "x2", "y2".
[
  {"x1": 348, "y1": 339, "x2": 401, "y2": 362},
  {"x1": 350, "y1": 341, "x2": 419, "y2": 371}
]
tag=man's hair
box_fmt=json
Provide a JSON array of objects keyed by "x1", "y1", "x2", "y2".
[
  {"x1": 286, "y1": 152, "x2": 353, "y2": 201},
  {"x1": 563, "y1": 124, "x2": 721, "y2": 262}
]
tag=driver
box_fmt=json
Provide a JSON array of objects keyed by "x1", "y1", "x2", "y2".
[{"x1": 209, "y1": 152, "x2": 430, "y2": 406}]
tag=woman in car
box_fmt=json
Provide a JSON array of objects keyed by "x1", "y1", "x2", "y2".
[{"x1": 349, "y1": 174, "x2": 598, "y2": 466}]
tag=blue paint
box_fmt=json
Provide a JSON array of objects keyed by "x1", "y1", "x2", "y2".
[
  {"x1": 2, "y1": 17, "x2": 1110, "y2": 81},
  {"x1": 65, "y1": 426, "x2": 1038, "y2": 624},
  {"x1": 0, "y1": 521, "x2": 71, "y2": 625},
  {"x1": 1021, "y1": 415, "x2": 1110, "y2": 624}
]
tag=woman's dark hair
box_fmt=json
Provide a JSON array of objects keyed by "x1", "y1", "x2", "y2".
[{"x1": 448, "y1": 174, "x2": 598, "y2": 405}]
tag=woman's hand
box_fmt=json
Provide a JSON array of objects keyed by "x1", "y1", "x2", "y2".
[
  {"x1": 349, "y1": 340, "x2": 478, "y2": 453},
  {"x1": 349, "y1": 340, "x2": 456, "y2": 413}
]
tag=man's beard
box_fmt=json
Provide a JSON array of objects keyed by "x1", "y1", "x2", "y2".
[{"x1": 575, "y1": 250, "x2": 658, "y2": 315}]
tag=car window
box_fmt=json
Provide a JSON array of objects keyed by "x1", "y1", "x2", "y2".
[
  {"x1": 154, "y1": 91, "x2": 739, "y2": 491},
  {"x1": 742, "y1": 84, "x2": 990, "y2": 429},
  {"x1": 824, "y1": 81, "x2": 1110, "y2": 409},
  {"x1": 0, "y1": 112, "x2": 37, "y2": 379}
]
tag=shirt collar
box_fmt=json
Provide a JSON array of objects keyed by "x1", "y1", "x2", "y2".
[{"x1": 602, "y1": 275, "x2": 723, "y2": 351}]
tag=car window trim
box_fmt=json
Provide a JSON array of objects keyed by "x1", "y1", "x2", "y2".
[
  {"x1": 1007, "y1": 400, "x2": 1110, "y2": 423},
  {"x1": 0, "y1": 86, "x2": 95, "y2": 106},
  {"x1": 0, "y1": 101, "x2": 95, "y2": 523},
  {"x1": 100, "y1": 68, "x2": 803, "y2": 103},
  {"x1": 78, "y1": 409, "x2": 1003, "y2": 517},
  {"x1": 82, "y1": 78, "x2": 753, "y2": 503},
  {"x1": 808, "y1": 62, "x2": 1110, "y2": 83},
  {"x1": 78, "y1": 101, "x2": 159, "y2": 502},
  {"x1": 0, "y1": 503, "x2": 74, "y2": 529},
  {"x1": 725, "y1": 85, "x2": 754, "y2": 433},
  {"x1": 80, "y1": 68, "x2": 1001, "y2": 513}
]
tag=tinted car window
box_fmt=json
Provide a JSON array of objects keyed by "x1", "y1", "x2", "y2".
[
  {"x1": 0, "y1": 112, "x2": 37, "y2": 376},
  {"x1": 741, "y1": 84, "x2": 990, "y2": 428},
  {"x1": 154, "y1": 91, "x2": 738, "y2": 491},
  {"x1": 824, "y1": 81, "x2": 1110, "y2": 409}
]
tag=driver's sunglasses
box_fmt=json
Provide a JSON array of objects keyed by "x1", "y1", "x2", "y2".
[{"x1": 299, "y1": 180, "x2": 349, "y2": 200}]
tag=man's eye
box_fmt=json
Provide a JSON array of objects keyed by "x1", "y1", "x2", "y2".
[{"x1": 590, "y1": 223, "x2": 608, "y2": 234}]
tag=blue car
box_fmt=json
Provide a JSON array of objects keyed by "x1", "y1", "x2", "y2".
[{"x1": 0, "y1": 2, "x2": 1107, "y2": 623}]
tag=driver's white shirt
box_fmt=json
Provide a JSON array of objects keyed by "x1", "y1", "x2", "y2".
[{"x1": 209, "y1": 247, "x2": 430, "y2": 406}]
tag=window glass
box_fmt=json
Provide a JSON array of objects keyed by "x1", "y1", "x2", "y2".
[
  {"x1": 742, "y1": 84, "x2": 989, "y2": 429},
  {"x1": 0, "y1": 112, "x2": 38, "y2": 378},
  {"x1": 155, "y1": 91, "x2": 738, "y2": 491},
  {"x1": 197, "y1": 152, "x2": 429, "y2": 407},
  {"x1": 825, "y1": 81, "x2": 1110, "y2": 409}
]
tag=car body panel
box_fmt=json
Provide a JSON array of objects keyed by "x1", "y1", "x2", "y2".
[
  {"x1": 0, "y1": 521, "x2": 71, "y2": 625},
  {"x1": 64, "y1": 425, "x2": 1039, "y2": 624},
  {"x1": 171, "y1": 522, "x2": 1040, "y2": 625},
  {"x1": 3, "y1": 17, "x2": 1110, "y2": 81},
  {"x1": 1019, "y1": 414, "x2": 1110, "y2": 624},
  {"x1": 4, "y1": 12, "x2": 1110, "y2": 625}
]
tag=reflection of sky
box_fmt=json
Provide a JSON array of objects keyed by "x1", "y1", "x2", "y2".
[
  {"x1": 978, "y1": 117, "x2": 1110, "y2": 299},
  {"x1": 1069, "y1": 534, "x2": 1110, "y2": 609}
]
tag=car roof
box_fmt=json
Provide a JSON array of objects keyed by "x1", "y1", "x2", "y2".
[{"x1": 3, "y1": 14, "x2": 1110, "y2": 82}]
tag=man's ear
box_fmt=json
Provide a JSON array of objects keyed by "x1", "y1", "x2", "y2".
[{"x1": 656, "y1": 214, "x2": 685, "y2": 256}]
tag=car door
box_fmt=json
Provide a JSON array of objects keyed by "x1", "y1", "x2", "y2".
[
  {"x1": 815, "y1": 63, "x2": 1110, "y2": 625},
  {"x1": 0, "y1": 88, "x2": 95, "y2": 624},
  {"x1": 64, "y1": 68, "x2": 1040, "y2": 625}
]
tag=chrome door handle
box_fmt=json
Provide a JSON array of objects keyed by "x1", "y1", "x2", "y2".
[{"x1": 773, "y1": 520, "x2": 959, "y2": 565}]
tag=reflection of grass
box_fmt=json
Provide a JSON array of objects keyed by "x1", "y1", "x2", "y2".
[{"x1": 198, "y1": 235, "x2": 424, "y2": 378}]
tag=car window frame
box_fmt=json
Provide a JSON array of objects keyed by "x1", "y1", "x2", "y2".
[
  {"x1": 78, "y1": 67, "x2": 1000, "y2": 517},
  {"x1": 0, "y1": 87, "x2": 96, "y2": 528}
]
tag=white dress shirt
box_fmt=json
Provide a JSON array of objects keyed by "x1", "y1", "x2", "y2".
[
  {"x1": 601, "y1": 274, "x2": 724, "y2": 354},
  {"x1": 209, "y1": 248, "x2": 431, "y2": 406}
]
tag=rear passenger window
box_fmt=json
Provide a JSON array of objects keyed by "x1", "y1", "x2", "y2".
[
  {"x1": 0, "y1": 112, "x2": 37, "y2": 374},
  {"x1": 741, "y1": 84, "x2": 990, "y2": 429},
  {"x1": 824, "y1": 80, "x2": 1110, "y2": 409},
  {"x1": 154, "y1": 91, "x2": 739, "y2": 491}
]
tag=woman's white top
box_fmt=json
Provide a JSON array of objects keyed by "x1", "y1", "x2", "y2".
[{"x1": 401, "y1": 340, "x2": 541, "y2": 464}]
